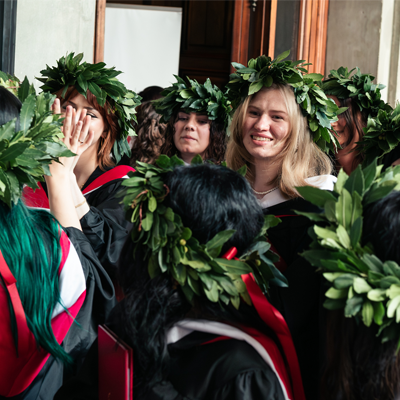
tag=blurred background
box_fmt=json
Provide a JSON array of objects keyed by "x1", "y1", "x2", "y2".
[{"x1": 1, "y1": 0, "x2": 399, "y2": 105}]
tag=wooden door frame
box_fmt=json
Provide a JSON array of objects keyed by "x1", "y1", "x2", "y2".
[
  {"x1": 231, "y1": 0, "x2": 252, "y2": 68},
  {"x1": 297, "y1": 0, "x2": 329, "y2": 74},
  {"x1": 231, "y1": 0, "x2": 278, "y2": 69},
  {"x1": 231, "y1": 0, "x2": 329, "y2": 74},
  {"x1": 94, "y1": 0, "x2": 106, "y2": 63}
]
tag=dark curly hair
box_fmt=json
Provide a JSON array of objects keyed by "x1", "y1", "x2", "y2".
[
  {"x1": 160, "y1": 113, "x2": 227, "y2": 164},
  {"x1": 130, "y1": 101, "x2": 166, "y2": 165}
]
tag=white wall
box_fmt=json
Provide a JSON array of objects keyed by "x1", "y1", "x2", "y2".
[
  {"x1": 104, "y1": 4, "x2": 182, "y2": 93},
  {"x1": 377, "y1": 0, "x2": 394, "y2": 103},
  {"x1": 14, "y1": 0, "x2": 96, "y2": 89}
]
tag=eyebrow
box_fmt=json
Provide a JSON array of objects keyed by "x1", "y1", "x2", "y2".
[
  {"x1": 178, "y1": 111, "x2": 209, "y2": 119},
  {"x1": 65, "y1": 100, "x2": 96, "y2": 112},
  {"x1": 248, "y1": 105, "x2": 288, "y2": 114}
]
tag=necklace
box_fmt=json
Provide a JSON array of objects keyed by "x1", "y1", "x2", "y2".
[{"x1": 251, "y1": 186, "x2": 279, "y2": 195}]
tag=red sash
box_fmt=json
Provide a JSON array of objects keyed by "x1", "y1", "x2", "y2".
[
  {"x1": 0, "y1": 251, "x2": 31, "y2": 356},
  {"x1": 0, "y1": 232, "x2": 85, "y2": 397},
  {"x1": 221, "y1": 248, "x2": 305, "y2": 400},
  {"x1": 23, "y1": 165, "x2": 134, "y2": 210},
  {"x1": 242, "y1": 274, "x2": 306, "y2": 400}
]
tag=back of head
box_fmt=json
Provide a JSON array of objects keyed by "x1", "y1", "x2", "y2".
[
  {"x1": 130, "y1": 101, "x2": 166, "y2": 165},
  {"x1": 164, "y1": 163, "x2": 264, "y2": 254},
  {"x1": 363, "y1": 191, "x2": 400, "y2": 263},
  {"x1": 118, "y1": 162, "x2": 265, "y2": 396},
  {"x1": 138, "y1": 86, "x2": 163, "y2": 102},
  {"x1": 0, "y1": 86, "x2": 22, "y2": 128}
]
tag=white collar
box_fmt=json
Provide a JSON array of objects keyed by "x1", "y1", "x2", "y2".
[
  {"x1": 166, "y1": 319, "x2": 290, "y2": 400},
  {"x1": 257, "y1": 174, "x2": 337, "y2": 209}
]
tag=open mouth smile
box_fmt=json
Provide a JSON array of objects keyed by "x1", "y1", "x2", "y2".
[{"x1": 251, "y1": 135, "x2": 272, "y2": 142}]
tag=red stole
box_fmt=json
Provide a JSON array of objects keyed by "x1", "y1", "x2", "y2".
[
  {"x1": 23, "y1": 165, "x2": 134, "y2": 210},
  {"x1": 0, "y1": 232, "x2": 85, "y2": 397}
]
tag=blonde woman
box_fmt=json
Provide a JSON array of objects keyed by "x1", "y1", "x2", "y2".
[{"x1": 226, "y1": 53, "x2": 340, "y2": 400}]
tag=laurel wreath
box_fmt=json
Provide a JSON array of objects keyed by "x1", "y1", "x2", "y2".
[
  {"x1": 297, "y1": 159, "x2": 400, "y2": 343},
  {"x1": 121, "y1": 154, "x2": 287, "y2": 307},
  {"x1": 37, "y1": 52, "x2": 142, "y2": 163},
  {"x1": 155, "y1": 76, "x2": 231, "y2": 130},
  {"x1": 225, "y1": 50, "x2": 343, "y2": 152}
]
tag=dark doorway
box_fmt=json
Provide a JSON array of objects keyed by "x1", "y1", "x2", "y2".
[
  {"x1": 0, "y1": 0, "x2": 18, "y2": 74},
  {"x1": 107, "y1": 0, "x2": 234, "y2": 88}
]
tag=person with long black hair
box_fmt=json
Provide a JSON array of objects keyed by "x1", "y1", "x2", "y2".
[
  {"x1": 299, "y1": 162, "x2": 400, "y2": 399},
  {"x1": 56, "y1": 159, "x2": 305, "y2": 400},
  {"x1": 0, "y1": 85, "x2": 114, "y2": 399}
]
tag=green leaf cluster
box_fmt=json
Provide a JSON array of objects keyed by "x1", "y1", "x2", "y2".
[
  {"x1": 322, "y1": 67, "x2": 391, "y2": 117},
  {"x1": 226, "y1": 50, "x2": 341, "y2": 152},
  {"x1": 0, "y1": 76, "x2": 74, "y2": 208},
  {"x1": 358, "y1": 104, "x2": 400, "y2": 166},
  {"x1": 154, "y1": 75, "x2": 232, "y2": 130},
  {"x1": 122, "y1": 155, "x2": 284, "y2": 308},
  {"x1": 36, "y1": 52, "x2": 142, "y2": 163},
  {"x1": 0, "y1": 70, "x2": 20, "y2": 97},
  {"x1": 297, "y1": 159, "x2": 400, "y2": 343}
]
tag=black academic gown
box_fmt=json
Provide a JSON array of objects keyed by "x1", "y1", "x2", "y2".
[
  {"x1": 264, "y1": 198, "x2": 326, "y2": 400},
  {"x1": 78, "y1": 166, "x2": 133, "y2": 279},
  {"x1": 0, "y1": 228, "x2": 115, "y2": 400},
  {"x1": 35, "y1": 165, "x2": 133, "y2": 280},
  {"x1": 55, "y1": 301, "x2": 289, "y2": 400}
]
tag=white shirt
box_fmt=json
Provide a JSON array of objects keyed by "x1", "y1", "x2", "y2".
[{"x1": 257, "y1": 174, "x2": 337, "y2": 209}]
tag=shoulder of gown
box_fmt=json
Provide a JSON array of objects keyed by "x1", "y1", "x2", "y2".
[{"x1": 80, "y1": 175, "x2": 132, "y2": 279}]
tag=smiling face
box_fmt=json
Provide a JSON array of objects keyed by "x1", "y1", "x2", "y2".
[
  {"x1": 61, "y1": 92, "x2": 105, "y2": 147},
  {"x1": 242, "y1": 88, "x2": 290, "y2": 163},
  {"x1": 173, "y1": 112, "x2": 211, "y2": 163}
]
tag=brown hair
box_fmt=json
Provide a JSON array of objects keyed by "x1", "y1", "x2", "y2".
[
  {"x1": 56, "y1": 86, "x2": 119, "y2": 170},
  {"x1": 130, "y1": 101, "x2": 167, "y2": 165},
  {"x1": 160, "y1": 113, "x2": 227, "y2": 164},
  {"x1": 336, "y1": 97, "x2": 368, "y2": 172},
  {"x1": 226, "y1": 84, "x2": 333, "y2": 198}
]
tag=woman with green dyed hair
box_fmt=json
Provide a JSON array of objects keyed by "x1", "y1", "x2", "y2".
[{"x1": 0, "y1": 85, "x2": 114, "y2": 399}]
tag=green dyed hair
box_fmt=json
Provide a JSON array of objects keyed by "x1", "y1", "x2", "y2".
[{"x1": 0, "y1": 200, "x2": 71, "y2": 363}]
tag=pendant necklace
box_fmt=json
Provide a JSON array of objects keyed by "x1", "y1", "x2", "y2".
[{"x1": 252, "y1": 186, "x2": 279, "y2": 195}]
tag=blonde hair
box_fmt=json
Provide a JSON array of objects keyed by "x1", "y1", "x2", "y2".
[{"x1": 226, "y1": 84, "x2": 333, "y2": 198}]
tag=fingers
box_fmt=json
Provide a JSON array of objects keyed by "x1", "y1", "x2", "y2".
[
  {"x1": 70, "y1": 115, "x2": 92, "y2": 151},
  {"x1": 77, "y1": 108, "x2": 87, "y2": 124},
  {"x1": 71, "y1": 121, "x2": 83, "y2": 148},
  {"x1": 83, "y1": 130, "x2": 95, "y2": 149},
  {"x1": 52, "y1": 98, "x2": 61, "y2": 115},
  {"x1": 62, "y1": 106, "x2": 74, "y2": 142},
  {"x1": 78, "y1": 115, "x2": 92, "y2": 144}
]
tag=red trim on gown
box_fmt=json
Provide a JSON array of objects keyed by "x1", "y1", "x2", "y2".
[
  {"x1": 22, "y1": 165, "x2": 135, "y2": 210},
  {"x1": 0, "y1": 232, "x2": 86, "y2": 397}
]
